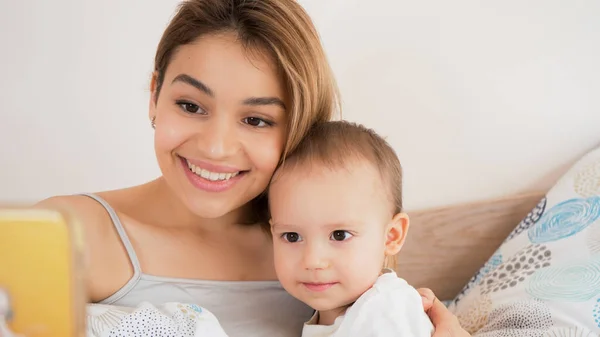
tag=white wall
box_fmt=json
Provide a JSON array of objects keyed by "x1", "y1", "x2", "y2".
[{"x1": 1, "y1": 0, "x2": 599, "y2": 210}]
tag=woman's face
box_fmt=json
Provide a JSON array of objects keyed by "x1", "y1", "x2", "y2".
[{"x1": 150, "y1": 32, "x2": 287, "y2": 220}]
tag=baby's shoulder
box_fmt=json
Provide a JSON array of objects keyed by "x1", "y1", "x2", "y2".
[
  {"x1": 348, "y1": 270, "x2": 426, "y2": 319},
  {"x1": 337, "y1": 271, "x2": 434, "y2": 336},
  {"x1": 369, "y1": 270, "x2": 418, "y2": 296}
]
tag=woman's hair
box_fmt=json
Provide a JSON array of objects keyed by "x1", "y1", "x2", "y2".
[{"x1": 153, "y1": 0, "x2": 341, "y2": 156}]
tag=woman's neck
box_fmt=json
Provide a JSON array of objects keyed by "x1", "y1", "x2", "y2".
[{"x1": 126, "y1": 178, "x2": 258, "y2": 234}]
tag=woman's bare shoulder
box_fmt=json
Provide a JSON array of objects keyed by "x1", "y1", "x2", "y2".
[
  {"x1": 34, "y1": 192, "x2": 135, "y2": 302},
  {"x1": 35, "y1": 194, "x2": 113, "y2": 237},
  {"x1": 33, "y1": 184, "x2": 148, "y2": 232}
]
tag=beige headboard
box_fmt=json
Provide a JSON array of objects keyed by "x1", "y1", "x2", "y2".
[{"x1": 394, "y1": 192, "x2": 546, "y2": 301}]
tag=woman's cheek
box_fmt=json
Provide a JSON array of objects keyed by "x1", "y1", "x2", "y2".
[
  {"x1": 154, "y1": 114, "x2": 194, "y2": 153},
  {"x1": 249, "y1": 132, "x2": 285, "y2": 175}
]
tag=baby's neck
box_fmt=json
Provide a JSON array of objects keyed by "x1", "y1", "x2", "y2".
[{"x1": 317, "y1": 305, "x2": 350, "y2": 326}]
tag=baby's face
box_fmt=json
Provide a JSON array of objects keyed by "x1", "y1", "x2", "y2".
[{"x1": 269, "y1": 161, "x2": 393, "y2": 312}]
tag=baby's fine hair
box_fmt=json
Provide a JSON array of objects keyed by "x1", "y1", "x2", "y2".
[{"x1": 272, "y1": 120, "x2": 403, "y2": 214}]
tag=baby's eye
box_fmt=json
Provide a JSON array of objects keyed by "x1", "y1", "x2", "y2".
[
  {"x1": 330, "y1": 230, "x2": 353, "y2": 242},
  {"x1": 282, "y1": 232, "x2": 302, "y2": 243}
]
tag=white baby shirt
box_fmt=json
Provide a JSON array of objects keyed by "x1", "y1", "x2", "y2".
[{"x1": 301, "y1": 270, "x2": 434, "y2": 337}]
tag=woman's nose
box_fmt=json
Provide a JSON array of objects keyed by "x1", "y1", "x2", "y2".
[{"x1": 199, "y1": 114, "x2": 239, "y2": 159}]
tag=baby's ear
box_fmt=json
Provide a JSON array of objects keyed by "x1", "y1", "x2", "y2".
[{"x1": 384, "y1": 212, "x2": 410, "y2": 256}]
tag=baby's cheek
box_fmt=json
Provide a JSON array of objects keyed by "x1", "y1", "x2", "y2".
[
  {"x1": 273, "y1": 250, "x2": 300, "y2": 297},
  {"x1": 272, "y1": 244, "x2": 293, "y2": 278},
  {"x1": 344, "y1": 243, "x2": 385, "y2": 286}
]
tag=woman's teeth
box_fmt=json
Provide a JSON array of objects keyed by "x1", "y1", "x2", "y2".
[{"x1": 186, "y1": 161, "x2": 240, "y2": 181}]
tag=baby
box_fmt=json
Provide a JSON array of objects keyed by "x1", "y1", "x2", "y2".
[{"x1": 268, "y1": 121, "x2": 434, "y2": 336}]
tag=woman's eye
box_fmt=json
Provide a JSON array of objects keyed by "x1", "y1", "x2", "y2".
[
  {"x1": 176, "y1": 101, "x2": 203, "y2": 114},
  {"x1": 330, "y1": 230, "x2": 353, "y2": 242},
  {"x1": 282, "y1": 232, "x2": 302, "y2": 243},
  {"x1": 243, "y1": 117, "x2": 271, "y2": 128}
]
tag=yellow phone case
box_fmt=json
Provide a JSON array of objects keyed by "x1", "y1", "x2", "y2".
[{"x1": 0, "y1": 207, "x2": 86, "y2": 337}]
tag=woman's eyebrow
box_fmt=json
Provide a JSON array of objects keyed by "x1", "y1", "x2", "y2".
[
  {"x1": 243, "y1": 97, "x2": 286, "y2": 110},
  {"x1": 171, "y1": 73, "x2": 285, "y2": 110},
  {"x1": 172, "y1": 73, "x2": 214, "y2": 97}
]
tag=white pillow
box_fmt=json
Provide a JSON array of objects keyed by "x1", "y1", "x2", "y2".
[{"x1": 449, "y1": 145, "x2": 600, "y2": 336}]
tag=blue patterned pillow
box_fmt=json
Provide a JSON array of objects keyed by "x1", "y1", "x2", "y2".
[{"x1": 449, "y1": 146, "x2": 600, "y2": 336}]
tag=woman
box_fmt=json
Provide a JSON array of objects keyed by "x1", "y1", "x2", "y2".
[{"x1": 38, "y1": 0, "x2": 470, "y2": 336}]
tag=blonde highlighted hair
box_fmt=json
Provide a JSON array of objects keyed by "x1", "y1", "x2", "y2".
[{"x1": 153, "y1": 0, "x2": 341, "y2": 156}]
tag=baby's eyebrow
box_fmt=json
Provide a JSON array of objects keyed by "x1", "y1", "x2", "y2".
[
  {"x1": 269, "y1": 222, "x2": 289, "y2": 229},
  {"x1": 270, "y1": 222, "x2": 363, "y2": 232},
  {"x1": 321, "y1": 221, "x2": 362, "y2": 230},
  {"x1": 270, "y1": 223, "x2": 305, "y2": 233}
]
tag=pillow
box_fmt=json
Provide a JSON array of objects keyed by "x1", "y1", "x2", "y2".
[{"x1": 449, "y1": 145, "x2": 600, "y2": 337}]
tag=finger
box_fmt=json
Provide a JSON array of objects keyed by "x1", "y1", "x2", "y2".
[
  {"x1": 431, "y1": 324, "x2": 454, "y2": 337},
  {"x1": 428, "y1": 297, "x2": 455, "y2": 323},
  {"x1": 417, "y1": 288, "x2": 435, "y2": 309},
  {"x1": 432, "y1": 324, "x2": 471, "y2": 337},
  {"x1": 428, "y1": 298, "x2": 468, "y2": 337}
]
